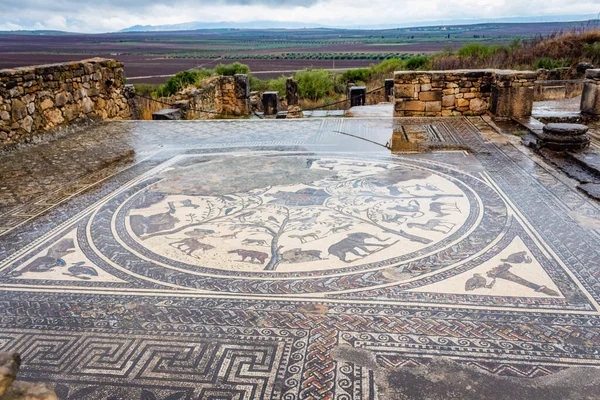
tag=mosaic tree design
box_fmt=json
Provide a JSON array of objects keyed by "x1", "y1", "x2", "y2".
[{"x1": 127, "y1": 157, "x2": 467, "y2": 271}]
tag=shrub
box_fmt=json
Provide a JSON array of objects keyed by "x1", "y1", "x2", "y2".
[
  {"x1": 584, "y1": 42, "x2": 600, "y2": 64},
  {"x1": 533, "y1": 57, "x2": 569, "y2": 70},
  {"x1": 249, "y1": 76, "x2": 269, "y2": 92},
  {"x1": 266, "y1": 76, "x2": 288, "y2": 95},
  {"x1": 156, "y1": 70, "x2": 203, "y2": 97},
  {"x1": 405, "y1": 56, "x2": 429, "y2": 70},
  {"x1": 295, "y1": 69, "x2": 335, "y2": 101},
  {"x1": 457, "y1": 43, "x2": 504, "y2": 59},
  {"x1": 133, "y1": 83, "x2": 160, "y2": 96},
  {"x1": 213, "y1": 62, "x2": 250, "y2": 76},
  {"x1": 371, "y1": 58, "x2": 404, "y2": 74},
  {"x1": 340, "y1": 68, "x2": 371, "y2": 84}
]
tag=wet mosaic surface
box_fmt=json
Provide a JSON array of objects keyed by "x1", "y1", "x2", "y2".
[{"x1": 1, "y1": 118, "x2": 600, "y2": 399}]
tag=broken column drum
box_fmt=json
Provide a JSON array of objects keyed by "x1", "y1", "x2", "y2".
[
  {"x1": 536, "y1": 123, "x2": 590, "y2": 151},
  {"x1": 262, "y1": 92, "x2": 279, "y2": 116}
]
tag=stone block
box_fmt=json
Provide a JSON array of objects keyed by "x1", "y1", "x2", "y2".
[
  {"x1": 349, "y1": 86, "x2": 366, "y2": 107},
  {"x1": 10, "y1": 98, "x2": 27, "y2": 120},
  {"x1": 418, "y1": 91, "x2": 442, "y2": 102},
  {"x1": 442, "y1": 95, "x2": 455, "y2": 108},
  {"x1": 43, "y1": 108, "x2": 64, "y2": 125},
  {"x1": 21, "y1": 115, "x2": 33, "y2": 133},
  {"x1": 425, "y1": 101, "x2": 442, "y2": 113},
  {"x1": 152, "y1": 108, "x2": 183, "y2": 120},
  {"x1": 63, "y1": 103, "x2": 81, "y2": 121},
  {"x1": 262, "y1": 91, "x2": 279, "y2": 115},
  {"x1": 585, "y1": 69, "x2": 600, "y2": 80},
  {"x1": 397, "y1": 100, "x2": 426, "y2": 112},
  {"x1": 40, "y1": 98, "x2": 54, "y2": 111},
  {"x1": 82, "y1": 97, "x2": 94, "y2": 114},
  {"x1": 581, "y1": 81, "x2": 600, "y2": 115},
  {"x1": 421, "y1": 83, "x2": 432, "y2": 92},
  {"x1": 490, "y1": 85, "x2": 534, "y2": 118},
  {"x1": 457, "y1": 98, "x2": 470, "y2": 107},
  {"x1": 510, "y1": 86, "x2": 534, "y2": 117},
  {"x1": 55, "y1": 92, "x2": 67, "y2": 107},
  {"x1": 395, "y1": 84, "x2": 415, "y2": 98},
  {"x1": 469, "y1": 98, "x2": 488, "y2": 114}
]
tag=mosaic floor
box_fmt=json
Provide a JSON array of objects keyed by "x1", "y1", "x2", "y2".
[{"x1": 1, "y1": 118, "x2": 600, "y2": 399}]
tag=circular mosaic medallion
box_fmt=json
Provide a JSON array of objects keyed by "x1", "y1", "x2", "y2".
[{"x1": 91, "y1": 154, "x2": 507, "y2": 294}]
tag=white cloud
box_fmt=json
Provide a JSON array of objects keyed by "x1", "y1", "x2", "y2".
[
  {"x1": 1, "y1": 0, "x2": 600, "y2": 32},
  {"x1": 0, "y1": 22, "x2": 24, "y2": 31}
]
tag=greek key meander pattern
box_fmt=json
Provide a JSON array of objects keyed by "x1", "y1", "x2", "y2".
[{"x1": 1, "y1": 118, "x2": 600, "y2": 399}]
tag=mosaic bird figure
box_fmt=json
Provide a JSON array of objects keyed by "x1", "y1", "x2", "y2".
[
  {"x1": 501, "y1": 251, "x2": 532, "y2": 264},
  {"x1": 63, "y1": 262, "x2": 98, "y2": 280}
]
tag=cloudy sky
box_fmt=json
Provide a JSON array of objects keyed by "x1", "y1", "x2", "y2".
[{"x1": 1, "y1": 0, "x2": 599, "y2": 33}]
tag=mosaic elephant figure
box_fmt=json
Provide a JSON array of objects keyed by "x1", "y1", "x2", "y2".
[{"x1": 328, "y1": 233, "x2": 389, "y2": 263}]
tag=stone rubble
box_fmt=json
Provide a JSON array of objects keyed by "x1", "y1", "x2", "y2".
[{"x1": 0, "y1": 353, "x2": 56, "y2": 400}]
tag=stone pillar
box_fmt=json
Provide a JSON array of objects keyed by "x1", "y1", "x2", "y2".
[
  {"x1": 262, "y1": 91, "x2": 279, "y2": 115},
  {"x1": 286, "y1": 78, "x2": 299, "y2": 107},
  {"x1": 384, "y1": 79, "x2": 394, "y2": 101},
  {"x1": 234, "y1": 74, "x2": 250, "y2": 115},
  {"x1": 123, "y1": 84, "x2": 139, "y2": 120},
  {"x1": 581, "y1": 69, "x2": 600, "y2": 115},
  {"x1": 489, "y1": 71, "x2": 536, "y2": 118},
  {"x1": 349, "y1": 86, "x2": 366, "y2": 107}
]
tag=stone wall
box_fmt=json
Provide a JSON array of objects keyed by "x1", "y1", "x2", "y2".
[
  {"x1": 0, "y1": 58, "x2": 129, "y2": 149},
  {"x1": 147, "y1": 74, "x2": 249, "y2": 119},
  {"x1": 394, "y1": 69, "x2": 536, "y2": 118},
  {"x1": 534, "y1": 80, "x2": 585, "y2": 101}
]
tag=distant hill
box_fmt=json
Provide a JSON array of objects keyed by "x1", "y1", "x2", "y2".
[
  {"x1": 120, "y1": 14, "x2": 600, "y2": 33},
  {"x1": 120, "y1": 21, "x2": 325, "y2": 32},
  {"x1": 0, "y1": 30, "x2": 71, "y2": 35}
]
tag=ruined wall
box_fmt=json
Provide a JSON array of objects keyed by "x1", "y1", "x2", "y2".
[
  {"x1": 394, "y1": 70, "x2": 494, "y2": 116},
  {"x1": 149, "y1": 74, "x2": 250, "y2": 119},
  {"x1": 0, "y1": 58, "x2": 130, "y2": 149},
  {"x1": 534, "y1": 80, "x2": 585, "y2": 101},
  {"x1": 394, "y1": 69, "x2": 536, "y2": 118}
]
